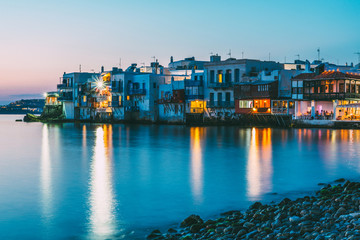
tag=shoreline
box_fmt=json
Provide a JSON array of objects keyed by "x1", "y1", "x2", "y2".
[
  {"x1": 20, "y1": 113, "x2": 360, "y2": 129},
  {"x1": 147, "y1": 178, "x2": 360, "y2": 240}
]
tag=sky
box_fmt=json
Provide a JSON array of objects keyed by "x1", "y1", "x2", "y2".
[{"x1": 0, "y1": 0, "x2": 359, "y2": 104}]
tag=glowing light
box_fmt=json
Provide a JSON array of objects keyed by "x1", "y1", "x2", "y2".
[
  {"x1": 92, "y1": 76, "x2": 107, "y2": 91},
  {"x1": 253, "y1": 108, "x2": 257, "y2": 111}
]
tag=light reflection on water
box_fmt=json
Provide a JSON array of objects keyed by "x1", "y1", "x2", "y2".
[
  {"x1": 88, "y1": 125, "x2": 117, "y2": 239},
  {"x1": 1, "y1": 115, "x2": 360, "y2": 239},
  {"x1": 40, "y1": 124, "x2": 52, "y2": 224},
  {"x1": 246, "y1": 128, "x2": 273, "y2": 200},
  {"x1": 190, "y1": 127, "x2": 203, "y2": 205}
]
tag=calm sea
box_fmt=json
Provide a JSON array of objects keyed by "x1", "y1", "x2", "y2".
[{"x1": 1, "y1": 115, "x2": 360, "y2": 239}]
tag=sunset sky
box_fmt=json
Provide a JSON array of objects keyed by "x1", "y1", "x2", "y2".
[{"x1": 0, "y1": 0, "x2": 359, "y2": 104}]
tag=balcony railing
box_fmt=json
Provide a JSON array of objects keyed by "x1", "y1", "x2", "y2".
[
  {"x1": 206, "y1": 101, "x2": 235, "y2": 108},
  {"x1": 128, "y1": 89, "x2": 146, "y2": 95},
  {"x1": 57, "y1": 84, "x2": 72, "y2": 89},
  {"x1": 58, "y1": 92, "x2": 73, "y2": 101},
  {"x1": 111, "y1": 85, "x2": 124, "y2": 93},
  {"x1": 125, "y1": 106, "x2": 140, "y2": 112},
  {"x1": 110, "y1": 101, "x2": 123, "y2": 107},
  {"x1": 185, "y1": 95, "x2": 204, "y2": 100},
  {"x1": 185, "y1": 80, "x2": 203, "y2": 86},
  {"x1": 303, "y1": 93, "x2": 360, "y2": 100},
  {"x1": 208, "y1": 82, "x2": 233, "y2": 88}
]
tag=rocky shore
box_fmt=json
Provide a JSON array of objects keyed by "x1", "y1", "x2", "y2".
[{"x1": 147, "y1": 179, "x2": 360, "y2": 240}]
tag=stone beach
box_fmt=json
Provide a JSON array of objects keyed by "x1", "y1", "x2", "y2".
[{"x1": 148, "y1": 179, "x2": 360, "y2": 240}]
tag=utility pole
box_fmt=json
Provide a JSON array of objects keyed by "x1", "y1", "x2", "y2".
[
  {"x1": 242, "y1": 51, "x2": 244, "y2": 59},
  {"x1": 119, "y1": 58, "x2": 122, "y2": 68},
  {"x1": 355, "y1": 52, "x2": 360, "y2": 67},
  {"x1": 268, "y1": 53, "x2": 271, "y2": 61},
  {"x1": 79, "y1": 64, "x2": 81, "y2": 73}
]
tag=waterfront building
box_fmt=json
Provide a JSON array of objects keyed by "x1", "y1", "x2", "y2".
[
  {"x1": 185, "y1": 70, "x2": 205, "y2": 115},
  {"x1": 58, "y1": 72, "x2": 98, "y2": 119},
  {"x1": 283, "y1": 60, "x2": 320, "y2": 71},
  {"x1": 158, "y1": 80, "x2": 185, "y2": 123},
  {"x1": 126, "y1": 73, "x2": 166, "y2": 122},
  {"x1": 44, "y1": 92, "x2": 60, "y2": 106},
  {"x1": 234, "y1": 80, "x2": 278, "y2": 114},
  {"x1": 291, "y1": 65, "x2": 360, "y2": 120},
  {"x1": 203, "y1": 55, "x2": 283, "y2": 122},
  {"x1": 168, "y1": 56, "x2": 207, "y2": 70}
]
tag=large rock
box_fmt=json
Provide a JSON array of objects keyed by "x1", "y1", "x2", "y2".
[
  {"x1": 147, "y1": 229, "x2": 162, "y2": 239},
  {"x1": 180, "y1": 214, "x2": 203, "y2": 228}
]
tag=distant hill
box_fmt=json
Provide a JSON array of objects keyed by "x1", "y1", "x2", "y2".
[{"x1": 0, "y1": 99, "x2": 45, "y2": 114}]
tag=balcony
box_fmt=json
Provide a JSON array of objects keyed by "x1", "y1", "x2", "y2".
[
  {"x1": 58, "y1": 92, "x2": 73, "y2": 101},
  {"x1": 57, "y1": 84, "x2": 72, "y2": 90},
  {"x1": 128, "y1": 89, "x2": 146, "y2": 95},
  {"x1": 185, "y1": 94, "x2": 204, "y2": 100},
  {"x1": 110, "y1": 101, "x2": 123, "y2": 107},
  {"x1": 111, "y1": 84, "x2": 124, "y2": 93},
  {"x1": 206, "y1": 101, "x2": 235, "y2": 108},
  {"x1": 125, "y1": 106, "x2": 140, "y2": 112},
  {"x1": 208, "y1": 82, "x2": 233, "y2": 88},
  {"x1": 185, "y1": 80, "x2": 203, "y2": 87}
]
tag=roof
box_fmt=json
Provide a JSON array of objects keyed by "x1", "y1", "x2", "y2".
[
  {"x1": 238, "y1": 80, "x2": 277, "y2": 85},
  {"x1": 291, "y1": 73, "x2": 316, "y2": 80},
  {"x1": 313, "y1": 71, "x2": 360, "y2": 80},
  {"x1": 292, "y1": 71, "x2": 360, "y2": 81}
]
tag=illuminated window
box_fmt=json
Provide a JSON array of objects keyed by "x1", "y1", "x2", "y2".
[{"x1": 217, "y1": 70, "x2": 223, "y2": 83}]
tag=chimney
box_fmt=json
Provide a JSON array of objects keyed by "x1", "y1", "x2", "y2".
[
  {"x1": 101, "y1": 66, "x2": 104, "y2": 72},
  {"x1": 210, "y1": 54, "x2": 221, "y2": 62},
  {"x1": 170, "y1": 56, "x2": 173, "y2": 63}
]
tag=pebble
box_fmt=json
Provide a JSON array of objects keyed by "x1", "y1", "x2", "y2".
[{"x1": 147, "y1": 179, "x2": 360, "y2": 240}]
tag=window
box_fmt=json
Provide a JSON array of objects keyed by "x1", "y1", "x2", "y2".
[
  {"x1": 225, "y1": 92, "x2": 230, "y2": 102},
  {"x1": 239, "y1": 100, "x2": 252, "y2": 108},
  {"x1": 339, "y1": 83, "x2": 345, "y2": 93},
  {"x1": 194, "y1": 76, "x2": 198, "y2": 81},
  {"x1": 234, "y1": 69, "x2": 240, "y2": 82},
  {"x1": 210, "y1": 93, "x2": 214, "y2": 102},
  {"x1": 217, "y1": 70, "x2": 223, "y2": 83},
  {"x1": 210, "y1": 70, "x2": 215, "y2": 83},
  {"x1": 225, "y1": 69, "x2": 232, "y2": 83},
  {"x1": 217, "y1": 93, "x2": 222, "y2": 103},
  {"x1": 153, "y1": 83, "x2": 156, "y2": 88}
]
